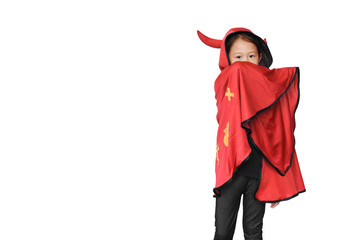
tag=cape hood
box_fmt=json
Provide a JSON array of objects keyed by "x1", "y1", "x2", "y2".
[{"x1": 197, "y1": 27, "x2": 273, "y2": 70}]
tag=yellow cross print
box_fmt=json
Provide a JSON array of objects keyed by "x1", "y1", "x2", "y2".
[{"x1": 225, "y1": 87, "x2": 234, "y2": 101}]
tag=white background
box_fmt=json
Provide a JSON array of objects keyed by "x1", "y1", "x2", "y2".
[{"x1": 0, "y1": 0, "x2": 344, "y2": 239}]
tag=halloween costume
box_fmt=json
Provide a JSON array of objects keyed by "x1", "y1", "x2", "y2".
[{"x1": 197, "y1": 28, "x2": 306, "y2": 202}]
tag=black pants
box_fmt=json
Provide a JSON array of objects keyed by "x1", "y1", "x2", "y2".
[{"x1": 213, "y1": 174, "x2": 266, "y2": 240}]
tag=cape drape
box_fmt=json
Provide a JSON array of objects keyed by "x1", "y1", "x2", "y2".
[{"x1": 213, "y1": 61, "x2": 306, "y2": 202}]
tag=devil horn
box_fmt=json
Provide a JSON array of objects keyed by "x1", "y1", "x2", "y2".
[
  {"x1": 197, "y1": 30, "x2": 222, "y2": 49},
  {"x1": 264, "y1": 38, "x2": 268, "y2": 44}
]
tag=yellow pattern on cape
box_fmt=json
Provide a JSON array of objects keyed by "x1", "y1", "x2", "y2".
[
  {"x1": 223, "y1": 122, "x2": 229, "y2": 147},
  {"x1": 216, "y1": 145, "x2": 220, "y2": 166},
  {"x1": 225, "y1": 87, "x2": 234, "y2": 101}
]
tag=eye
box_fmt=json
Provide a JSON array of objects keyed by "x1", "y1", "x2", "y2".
[
  {"x1": 235, "y1": 56, "x2": 241, "y2": 59},
  {"x1": 249, "y1": 54, "x2": 255, "y2": 58}
]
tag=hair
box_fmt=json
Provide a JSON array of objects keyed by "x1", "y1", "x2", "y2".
[{"x1": 225, "y1": 32, "x2": 262, "y2": 58}]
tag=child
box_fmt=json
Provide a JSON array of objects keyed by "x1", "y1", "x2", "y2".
[{"x1": 197, "y1": 28, "x2": 306, "y2": 240}]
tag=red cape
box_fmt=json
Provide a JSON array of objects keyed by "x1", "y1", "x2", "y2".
[{"x1": 213, "y1": 61, "x2": 305, "y2": 202}]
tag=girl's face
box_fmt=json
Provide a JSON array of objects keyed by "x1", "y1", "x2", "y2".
[{"x1": 228, "y1": 38, "x2": 262, "y2": 65}]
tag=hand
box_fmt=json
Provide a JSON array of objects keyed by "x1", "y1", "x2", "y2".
[{"x1": 270, "y1": 202, "x2": 280, "y2": 208}]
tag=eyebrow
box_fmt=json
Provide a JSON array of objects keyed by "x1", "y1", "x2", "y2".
[{"x1": 232, "y1": 51, "x2": 257, "y2": 55}]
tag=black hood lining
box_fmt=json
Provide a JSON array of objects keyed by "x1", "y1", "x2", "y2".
[{"x1": 224, "y1": 31, "x2": 273, "y2": 68}]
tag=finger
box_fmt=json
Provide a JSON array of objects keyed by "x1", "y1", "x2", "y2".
[{"x1": 271, "y1": 202, "x2": 278, "y2": 208}]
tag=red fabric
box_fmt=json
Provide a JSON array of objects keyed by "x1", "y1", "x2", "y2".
[
  {"x1": 213, "y1": 61, "x2": 305, "y2": 201},
  {"x1": 197, "y1": 27, "x2": 305, "y2": 202}
]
